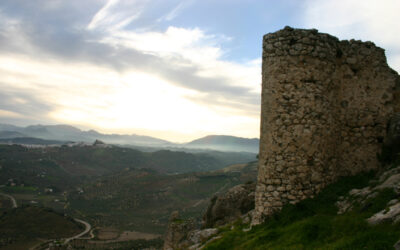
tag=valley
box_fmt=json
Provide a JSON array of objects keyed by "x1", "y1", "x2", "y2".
[{"x1": 0, "y1": 141, "x2": 257, "y2": 249}]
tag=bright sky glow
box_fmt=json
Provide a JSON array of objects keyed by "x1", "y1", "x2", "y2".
[{"x1": 0, "y1": 0, "x2": 398, "y2": 142}]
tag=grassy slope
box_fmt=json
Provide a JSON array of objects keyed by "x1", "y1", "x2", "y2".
[{"x1": 205, "y1": 171, "x2": 400, "y2": 250}]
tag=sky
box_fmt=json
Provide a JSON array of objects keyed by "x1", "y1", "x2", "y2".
[{"x1": 0, "y1": 0, "x2": 399, "y2": 142}]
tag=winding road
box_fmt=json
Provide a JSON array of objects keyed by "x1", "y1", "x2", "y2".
[
  {"x1": 0, "y1": 192, "x2": 92, "y2": 248},
  {"x1": 63, "y1": 218, "x2": 92, "y2": 244},
  {"x1": 30, "y1": 218, "x2": 92, "y2": 249},
  {"x1": 0, "y1": 192, "x2": 17, "y2": 208}
]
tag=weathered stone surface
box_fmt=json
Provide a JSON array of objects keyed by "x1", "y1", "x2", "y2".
[
  {"x1": 375, "y1": 173, "x2": 400, "y2": 192},
  {"x1": 336, "y1": 165, "x2": 400, "y2": 215},
  {"x1": 336, "y1": 198, "x2": 353, "y2": 215},
  {"x1": 163, "y1": 214, "x2": 220, "y2": 250},
  {"x1": 254, "y1": 26, "x2": 400, "y2": 224},
  {"x1": 188, "y1": 228, "x2": 218, "y2": 245},
  {"x1": 241, "y1": 209, "x2": 255, "y2": 225},
  {"x1": 349, "y1": 187, "x2": 371, "y2": 197},
  {"x1": 163, "y1": 211, "x2": 196, "y2": 250},
  {"x1": 367, "y1": 203, "x2": 400, "y2": 225},
  {"x1": 203, "y1": 183, "x2": 255, "y2": 228}
]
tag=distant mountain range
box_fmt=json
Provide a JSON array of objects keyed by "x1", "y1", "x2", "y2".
[
  {"x1": 0, "y1": 124, "x2": 170, "y2": 146},
  {"x1": 0, "y1": 123, "x2": 259, "y2": 153}
]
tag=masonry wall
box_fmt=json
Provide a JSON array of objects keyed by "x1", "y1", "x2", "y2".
[{"x1": 254, "y1": 27, "x2": 400, "y2": 224}]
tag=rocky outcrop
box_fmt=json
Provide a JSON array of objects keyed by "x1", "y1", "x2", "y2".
[
  {"x1": 163, "y1": 211, "x2": 196, "y2": 250},
  {"x1": 186, "y1": 228, "x2": 219, "y2": 249},
  {"x1": 203, "y1": 182, "x2": 255, "y2": 228},
  {"x1": 164, "y1": 183, "x2": 256, "y2": 249},
  {"x1": 367, "y1": 202, "x2": 400, "y2": 225},
  {"x1": 335, "y1": 163, "x2": 400, "y2": 225},
  {"x1": 255, "y1": 26, "x2": 400, "y2": 223},
  {"x1": 163, "y1": 212, "x2": 220, "y2": 250}
]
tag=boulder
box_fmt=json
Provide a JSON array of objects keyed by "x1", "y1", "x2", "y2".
[
  {"x1": 163, "y1": 211, "x2": 196, "y2": 250},
  {"x1": 188, "y1": 228, "x2": 218, "y2": 245},
  {"x1": 367, "y1": 202, "x2": 400, "y2": 225},
  {"x1": 202, "y1": 182, "x2": 256, "y2": 228}
]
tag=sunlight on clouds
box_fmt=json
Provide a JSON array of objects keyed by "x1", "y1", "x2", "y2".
[
  {"x1": 0, "y1": 55, "x2": 118, "y2": 102},
  {"x1": 0, "y1": 1, "x2": 263, "y2": 141},
  {"x1": 88, "y1": 0, "x2": 146, "y2": 31},
  {"x1": 86, "y1": 1, "x2": 261, "y2": 139},
  {"x1": 0, "y1": 109, "x2": 24, "y2": 118},
  {"x1": 101, "y1": 26, "x2": 260, "y2": 93},
  {"x1": 0, "y1": 54, "x2": 258, "y2": 141},
  {"x1": 103, "y1": 27, "x2": 210, "y2": 57},
  {"x1": 100, "y1": 72, "x2": 203, "y2": 131}
]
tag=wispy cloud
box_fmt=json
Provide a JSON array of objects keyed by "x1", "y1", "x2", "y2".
[
  {"x1": 157, "y1": 0, "x2": 194, "y2": 22},
  {"x1": 88, "y1": 0, "x2": 147, "y2": 31}
]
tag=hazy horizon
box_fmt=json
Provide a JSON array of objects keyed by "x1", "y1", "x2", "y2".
[
  {"x1": 0, "y1": 121, "x2": 260, "y2": 143},
  {"x1": 0, "y1": 0, "x2": 399, "y2": 142}
]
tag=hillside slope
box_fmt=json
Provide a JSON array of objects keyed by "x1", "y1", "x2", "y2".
[
  {"x1": 67, "y1": 162, "x2": 257, "y2": 233},
  {"x1": 203, "y1": 162, "x2": 400, "y2": 249},
  {"x1": 0, "y1": 206, "x2": 82, "y2": 249},
  {"x1": 0, "y1": 144, "x2": 254, "y2": 192}
]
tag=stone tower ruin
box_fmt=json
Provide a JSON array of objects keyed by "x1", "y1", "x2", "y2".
[{"x1": 254, "y1": 26, "x2": 400, "y2": 223}]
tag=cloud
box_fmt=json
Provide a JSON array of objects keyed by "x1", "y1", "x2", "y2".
[
  {"x1": 99, "y1": 26, "x2": 260, "y2": 108},
  {"x1": 0, "y1": 79, "x2": 55, "y2": 124},
  {"x1": 157, "y1": 0, "x2": 194, "y2": 22},
  {"x1": 303, "y1": 0, "x2": 400, "y2": 72},
  {"x1": 0, "y1": 0, "x2": 260, "y2": 103},
  {"x1": 0, "y1": 0, "x2": 261, "y2": 140},
  {"x1": 88, "y1": 0, "x2": 147, "y2": 30}
]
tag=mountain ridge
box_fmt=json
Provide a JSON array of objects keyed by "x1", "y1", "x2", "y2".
[
  {"x1": 0, "y1": 123, "x2": 259, "y2": 153},
  {"x1": 0, "y1": 123, "x2": 170, "y2": 146}
]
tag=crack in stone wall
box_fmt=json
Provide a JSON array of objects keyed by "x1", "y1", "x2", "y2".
[{"x1": 253, "y1": 26, "x2": 400, "y2": 224}]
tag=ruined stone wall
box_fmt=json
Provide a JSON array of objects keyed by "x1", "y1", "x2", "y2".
[{"x1": 254, "y1": 27, "x2": 400, "y2": 223}]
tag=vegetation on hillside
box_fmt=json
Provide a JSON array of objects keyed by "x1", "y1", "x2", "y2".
[
  {"x1": 0, "y1": 144, "x2": 255, "y2": 189},
  {"x1": 0, "y1": 143, "x2": 257, "y2": 234},
  {"x1": 68, "y1": 162, "x2": 257, "y2": 233},
  {"x1": 204, "y1": 170, "x2": 400, "y2": 249},
  {"x1": 0, "y1": 206, "x2": 82, "y2": 249}
]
